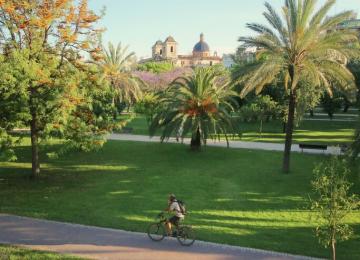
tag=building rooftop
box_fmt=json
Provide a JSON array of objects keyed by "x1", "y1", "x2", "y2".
[
  {"x1": 165, "y1": 36, "x2": 176, "y2": 42},
  {"x1": 193, "y1": 33, "x2": 210, "y2": 52},
  {"x1": 337, "y1": 19, "x2": 360, "y2": 29}
]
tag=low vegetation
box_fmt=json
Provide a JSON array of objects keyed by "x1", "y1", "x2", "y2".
[{"x1": 0, "y1": 244, "x2": 83, "y2": 260}]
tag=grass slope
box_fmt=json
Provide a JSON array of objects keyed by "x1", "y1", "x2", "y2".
[
  {"x1": 0, "y1": 140, "x2": 359, "y2": 259},
  {"x1": 0, "y1": 244, "x2": 84, "y2": 260}
]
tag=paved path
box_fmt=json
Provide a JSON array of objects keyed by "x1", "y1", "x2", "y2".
[
  {"x1": 303, "y1": 118, "x2": 356, "y2": 122},
  {"x1": 0, "y1": 214, "x2": 318, "y2": 260},
  {"x1": 108, "y1": 134, "x2": 342, "y2": 155}
]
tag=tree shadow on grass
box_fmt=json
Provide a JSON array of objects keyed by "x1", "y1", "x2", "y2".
[{"x1": 1, "y1": 141, "x2": 359, "y2": 259}]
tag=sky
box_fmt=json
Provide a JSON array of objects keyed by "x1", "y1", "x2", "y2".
[{"x1": 88, "y1": 0, "x2": 360, "y2": 59}]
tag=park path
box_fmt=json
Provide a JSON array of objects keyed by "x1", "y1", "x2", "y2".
[
  {"x1": 0, "y1": 214, "x2": 319, "y2": 260},
  {"x1": 108, "y1": 134, "x2": 342, "y2": 155}
]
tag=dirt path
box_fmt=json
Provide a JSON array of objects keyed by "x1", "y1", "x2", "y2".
[{"x1": 0, "y1": 214, "x2": 319, "y2": 260}]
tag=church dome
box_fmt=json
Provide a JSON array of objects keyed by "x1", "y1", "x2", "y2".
[{"x1": 193, "y1": 33, "x2": 210, "y2": 53}]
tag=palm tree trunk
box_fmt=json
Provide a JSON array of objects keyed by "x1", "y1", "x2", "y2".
[
  {"x1": 30, "y1": 109, "x2": 40, "y2": 178},
  {"x1": 190, "y1": 128, "x2": 201, "y2": 150},
  {"x1": 282, "y1": 90, "x2": 296, "y2": 173}
]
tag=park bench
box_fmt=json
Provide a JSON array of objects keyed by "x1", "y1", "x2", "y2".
[{"x1": 299, "y1": 143, "x2": 327, "y2": 153}]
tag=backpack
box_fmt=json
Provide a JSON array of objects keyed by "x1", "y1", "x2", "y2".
[{"x1": 176, "y1": 200, "x2": 187, "y2": 215}]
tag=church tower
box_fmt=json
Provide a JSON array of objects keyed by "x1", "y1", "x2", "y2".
[
  {"x1": 152, "y1": 40, "x2": 163, "y2": 60},
  {"x1": 163, "y1": 36, "x2": 177, "y2": 60}
]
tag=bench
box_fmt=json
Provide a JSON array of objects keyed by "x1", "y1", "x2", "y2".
[{"x1": 299, "y1": 143, "x2": 327, "y2": 153}]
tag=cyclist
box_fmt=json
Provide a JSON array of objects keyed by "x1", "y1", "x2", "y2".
[{"x1": 164, "y1": 194, "x2": 184, "y2": 236}]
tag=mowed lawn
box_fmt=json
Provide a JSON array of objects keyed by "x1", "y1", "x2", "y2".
[
  {"x1": 0, "y1": 244, "x2": 83, "y2": 260},
  {"x1": 120, "y1": 114, "x2": 357, "y2": 145},
  {"x1": 0, "y1": 140, "x2": 359, "y2": 259}
]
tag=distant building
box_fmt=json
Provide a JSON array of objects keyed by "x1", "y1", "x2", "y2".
[
  {"x1": 223, "y1": 47, "x2": 257, "y2": 68},
  {"x1": 222, "y1": 54, "x2": 235, "y2": 68},
  {"x1": 141, "y1": 33, "x2": 222, "y2": 67},
  {"x1": 337, "y1": 19, "x2": 360, "y2": 35}
]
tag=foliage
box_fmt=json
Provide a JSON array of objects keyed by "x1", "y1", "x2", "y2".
[
  {"x1": 149, "y1": 67, "x2": 239, "y2": 149},
  {"x1": 239, "y1": 95, "x2": 279, "y2": 136},
  {"x1": 348, "y1": 60, "x2": 360, "y2": 106},
  {"x1": 239, "y1": 95, "x2": 279, "y2": 122},
  {"x1": 137, "y1": 61, "x2": 175, "y2": 74},
  {"x1": 295, "y1": 81, "x2": 324, "y2": 123},
  {"x1": 0, "y1": 129, "x2": 17, "y2": 161},
  {"x1": 94, "y1": 42, "x2": 143, "y2": 107},
  {"x1": 310, "y1": 157, "x2": 359, "y2": 260},
  {"x1": 134, "y1": 93, "x2": 161, "y2": 127},
  {"x1": 233, "y1": 0, "x2": 360, "y2": 172},
  {"x1": 321, "y1": 93, "x2": 344, "y2": 119},
  {"x1": 0, "y1": 0, "x2": 116, "y2": 177}
]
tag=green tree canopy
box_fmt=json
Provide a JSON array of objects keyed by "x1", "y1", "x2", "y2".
[
  {"x1": 95, "y1": 42, "x2": 143, "y2": 107},
  {"x1": 150, "y1": 67, "x2": 239, "y2": 150},
  {"x1": 233, "y1": 0, "x2": 360, "y2": 173}
]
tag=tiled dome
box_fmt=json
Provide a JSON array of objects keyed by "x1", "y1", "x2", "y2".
[{"x1": 193, "y1": 33, "x2": 210, "y2": 53}]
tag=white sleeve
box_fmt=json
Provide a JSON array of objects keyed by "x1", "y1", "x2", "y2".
[{"x1": 169, "y1": 202, "x2": 176, "y2": 211}]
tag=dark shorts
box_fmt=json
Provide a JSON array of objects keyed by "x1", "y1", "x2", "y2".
[{"x1": 168, "y1": 216, "x2": 181, "y2": 226}]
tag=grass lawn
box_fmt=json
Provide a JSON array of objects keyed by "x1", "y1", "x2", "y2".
[
  {"x1": 0, "y1": 140, "x2": 359, "y2": 259},
  {"x1": 0, "y1": 244, "x2": 83, "y2": 260},
  {"x1": 119, "y1": 113, "x2": 357, "y2": 145}
]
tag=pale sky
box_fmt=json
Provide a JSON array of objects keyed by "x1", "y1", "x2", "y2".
[{"x1": 89, "y1": 0, "x2": 360, "y2": 59}]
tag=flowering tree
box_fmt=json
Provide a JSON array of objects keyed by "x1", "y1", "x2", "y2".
[
  {"x1": 0, "y1": 0, "x2": 117, "y2": 178},
  {"x1": 134, "y1": 67, "x2": 192, "y2": 91}
]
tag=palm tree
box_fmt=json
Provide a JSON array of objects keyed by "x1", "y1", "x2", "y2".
[
  {"x1": 234, "y1": 0, "x2": 360, "y2": 173},
  {"x1": 96, "y1": 42, "x2": 143, "y2": 107},
  {"x1": 150, "y1": 67, "x2": 239, "y2": 150}
]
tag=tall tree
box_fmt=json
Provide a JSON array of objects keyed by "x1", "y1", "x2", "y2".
[
  {"x1": 150, "y1": 67, "x2": 239, "y2": 150},
  {"x1": 96, "y1": 42, "x2": 143, "y2": 108},
  {"x1": 0, "y1": 0, "x2": 114, "y2": 178},
  {"x1": 234, "y1": 0, "x2": 359, "y2": 173}
]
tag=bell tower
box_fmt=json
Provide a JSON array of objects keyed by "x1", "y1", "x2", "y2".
[{"x1": 163, "y1": 36, "x2": 177, "y2": 60}]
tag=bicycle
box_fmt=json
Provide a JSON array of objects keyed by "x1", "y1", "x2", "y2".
[{"x1": 147, "y1": 212, "x2": 196, "y2": 246}]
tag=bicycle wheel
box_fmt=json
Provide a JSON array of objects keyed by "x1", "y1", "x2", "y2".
[
  {"x1": 147, "y1": 223, "x2": 166, "y2": 241},
  {"x1": 177, "y1": 226, "x2": 195, "y2": 246}
]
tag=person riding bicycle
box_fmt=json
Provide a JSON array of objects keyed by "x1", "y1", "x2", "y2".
[{"x1": 164, "y1": 194, "x2": 184, "y2": 236}]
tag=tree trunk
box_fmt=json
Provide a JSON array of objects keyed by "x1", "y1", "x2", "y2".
[
  {"x1": 190, "y1": 128, "x2": 201, "y2": 151},
  {"x1": 331, "y1": 239, "x2": 336, "y2": 260},
  {"x1": 343, "y1": 100, "x2": 350, "y2": 113},
  {"x1": 310, "y1": 109, "x2": 314, "y2": 117},
  {"x1": 30, "y1": 113, "x2": 40, "y2": 178},
  {"x1": 282, "y1": 90, "x2": 296, "y2": 173}
]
